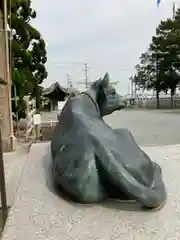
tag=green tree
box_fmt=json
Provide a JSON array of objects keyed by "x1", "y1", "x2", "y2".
[
  {"x1": 30, "y1": 38, "x2": 48, "y2": 110},
  {"x1": 134, "y1": 9, "x2": 180, "y2": 108},
  {"x1": 10, "y1": 0, "x2": 47, "y2": 111},
  {"x1": 150, "y1": 15, "x2": 180, "y2": 107},
  {"x1": 134, "y1": 52, "x2": 152, "y2": 89},
  {"x1": 134, "y1": 51, "x2": 164, "y2": 108}
]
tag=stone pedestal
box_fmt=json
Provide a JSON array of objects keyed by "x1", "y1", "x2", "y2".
[{"x1": 2, "y1": 143, "x2": 180, "y2": 239}]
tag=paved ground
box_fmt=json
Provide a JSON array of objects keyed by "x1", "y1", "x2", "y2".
[
  {"x1": 41, "y1": 109, "x2": 180, "y2": 147},
  {"x1": 2, "y1": 142, "x2": 180, "y2": 240},
  {"x1": 105, "y1": 109, "x2": 180, "y2": 146},
  {"x1": 0, "y1": 144, "x2": 29, "y2": 207},
  {"x1": 0, "y1": 143, "x2": 29, "y2": 232}
]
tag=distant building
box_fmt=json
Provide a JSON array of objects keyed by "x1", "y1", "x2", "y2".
[{"x1": 43, "y1": 82, "x2": 79, "y2": 111}]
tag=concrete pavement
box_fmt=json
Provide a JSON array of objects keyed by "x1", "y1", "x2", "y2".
[
  {"x1": 0, "y1": 144, "x2": 29, "y2": 208},
  {"x1": 2, "y1": 142, "x2": 180, "y2": 240},
  {"x1": 105, "y1": 109, "x2": 180, "y2": 146}
]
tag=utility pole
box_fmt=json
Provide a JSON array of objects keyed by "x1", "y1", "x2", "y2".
[
  {"x1": 66, "y1": 74, "x2": 73, "y2": 88},
  {"x1": 173, "y1": 1, "x2": 176, "y2": 20},
  {"x1": 129, "y1": 76, "x2": 133, "y2": 98},
  {"x1": 76, "y1": 63, "x2": 93, "y2": 90},
  {"x1": 76, "y1": 63, "x2": 119, "y2": 90},
  {"x1": 83, "y1": 63, "x2": 89, "y2": 89}
]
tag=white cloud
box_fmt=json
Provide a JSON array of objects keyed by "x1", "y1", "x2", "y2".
[{"x1": 31, "y1": 0, "x2": 180, "y2": 93}]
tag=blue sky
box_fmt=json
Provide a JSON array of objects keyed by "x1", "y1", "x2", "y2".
[{"x1": 31, "y1": 0, "x2": 180, "y2": 94}]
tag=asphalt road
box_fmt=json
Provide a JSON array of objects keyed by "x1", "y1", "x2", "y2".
[{"x1": 41, "y1": 109, "x2": 180, "y2": 147}]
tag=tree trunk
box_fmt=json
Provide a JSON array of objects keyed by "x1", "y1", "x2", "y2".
[
  {"x1": 170, "y1": 92, "x2": 174, "y2": 109},
  {"x1": 156, "y1": 90, "x2": 160, "y2": 109},
  {"x1": 35, "y1": 84, "x2": 40, "y2": 112}
]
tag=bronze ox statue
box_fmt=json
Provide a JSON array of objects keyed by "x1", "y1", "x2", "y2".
[{"x1": 51, "y1": 73, "x2": 166, "y2": 211}]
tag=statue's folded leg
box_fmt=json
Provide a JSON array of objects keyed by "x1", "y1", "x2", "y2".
[
  {"x1": 96, "y1": 163, "x2": 136, "y2": 202},
  {"x1": 95, "y1": 143, "x2": 166, "y2": 210},
  {"x1": 142, "y1": 162, "x2": 166, "y2": 211},
  {"x1": 110, "y1": 128, "x2": 167, "y2": 209},
  {"x1": 52, "y1": 141, "x2": 107, "y2": 204}
]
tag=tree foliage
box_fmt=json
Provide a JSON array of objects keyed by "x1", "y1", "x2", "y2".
[
  {"x1": 132, "y1": 8, "x2": 180, "y2": 108},
  {"x1": 10, "y1": 0, "x2": 48, "y2": 109}
]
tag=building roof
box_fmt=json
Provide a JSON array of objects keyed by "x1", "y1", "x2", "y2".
[
  {"x1": 43, "y1": 82, "x2": 79, "y2": 101},
  {"x1": 43, "y1": 82, "x2": 67, "y2": 95}
]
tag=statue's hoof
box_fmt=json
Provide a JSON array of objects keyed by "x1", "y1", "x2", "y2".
[{"x1": 141, "y1": 200, "x2": 166, "y2": 212}]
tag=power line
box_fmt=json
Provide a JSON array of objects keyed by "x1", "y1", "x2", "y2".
[
  {"x1": 173, "y1": 1, "x2": 176, "y2": 20},
  {"x1": 47, "y1": 61, "x2": 85, "y2": 65},
  {"x1": 47, "y1": 61, "x2": 133, "y2": 71}
]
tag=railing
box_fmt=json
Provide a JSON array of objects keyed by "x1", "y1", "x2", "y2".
[
  {"x1": 40, "y1": 120, "x2": 58, "y2": 142},
  {"x1": 24, "y1": 96, "x2": 36, "y2": 142},
  {"x1": 25, "y1": 109, "x2": 36, "y2": 141}
]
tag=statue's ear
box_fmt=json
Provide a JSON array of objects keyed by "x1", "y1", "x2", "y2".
[
  {"x1": 91, "y1": 73, "x2": 109, "y2": 90},
  {"x1": 101, "y1": 72, "x2": 109, "y2": 88},
  {"x1": 91, "y1": 78, "x2": 102, "y2": 90}
]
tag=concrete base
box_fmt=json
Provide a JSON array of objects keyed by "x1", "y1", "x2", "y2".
[{"x1": 2, "y1": 143, "x2": 180, "y2": 239}]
